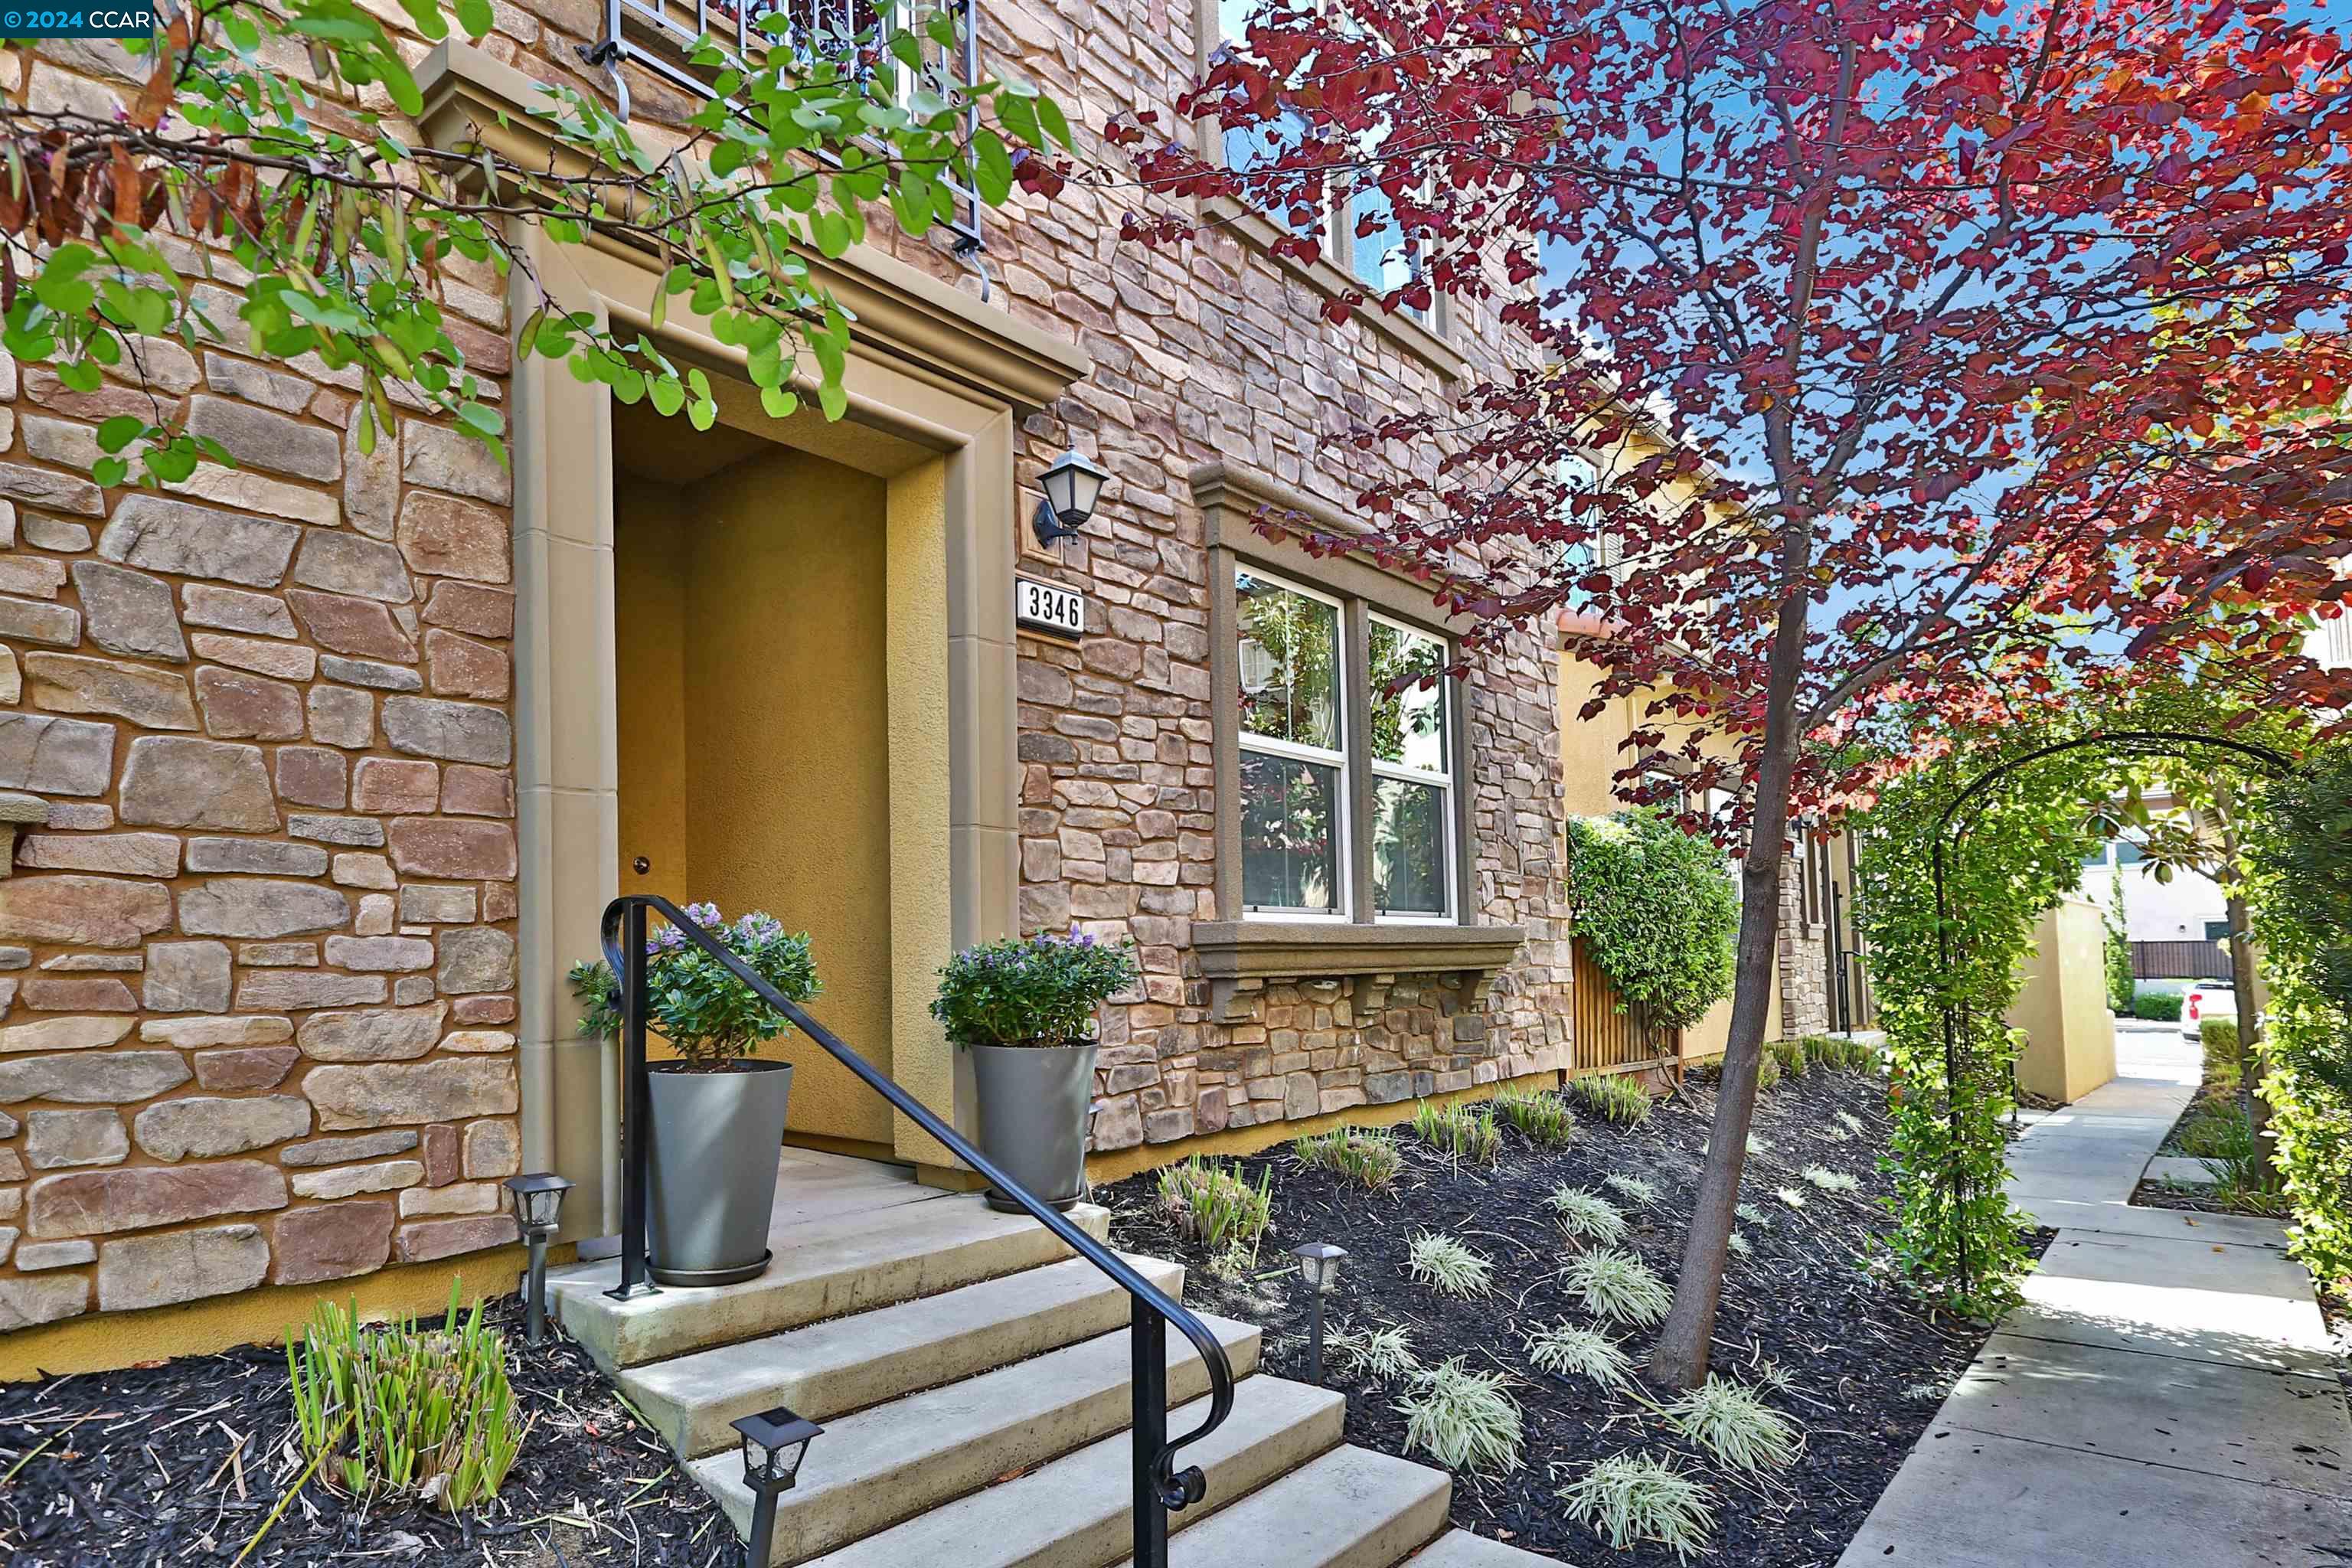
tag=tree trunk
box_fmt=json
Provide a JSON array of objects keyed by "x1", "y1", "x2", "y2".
[
  {"x1": 1644, "y1": 838, "x2": 1789, "y2": 1387},
  {"x1": 2225, "y1": 893, "x2": 2272, "y2": 1162},
  {"x1": 1646, "y1": 575, "x2": 1810, "y2": 1389}
]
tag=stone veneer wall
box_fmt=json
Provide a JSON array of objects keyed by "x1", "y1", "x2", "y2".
[
  {"x1": 0, "y1": 44, "x2": 527, "y2": 1332},
  {"x1": 1776, "y1": 851, "x2": 1831, "y2": 1038}
]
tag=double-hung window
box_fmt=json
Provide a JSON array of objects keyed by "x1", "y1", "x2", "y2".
[
  {"x1": 1367, "y1": 616, "x2": 1453, "y2": 919},
  {"x1": 1231, "y1": 565, "x2": 1459, "y2": 923},
  {"x1": 1236, "y1": 570, "x2": 1350, "y2": 917}
]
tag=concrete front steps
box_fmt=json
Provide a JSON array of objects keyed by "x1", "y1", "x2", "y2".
[{"x1": 547, "y1": 1187, "x2": 1548, "y2": 1568}]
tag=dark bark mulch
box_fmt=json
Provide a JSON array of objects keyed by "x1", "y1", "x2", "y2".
[
  {"x1": 1099, "y1": 1067, "x2": 2011, "y2": 1568},
  {"x1": 0, "y1": 1293, "x2": 733, "y2": 1568}
]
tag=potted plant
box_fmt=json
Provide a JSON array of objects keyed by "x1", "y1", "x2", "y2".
[
  {"x1": 932, "y1": 930, "x2": 1140, "y2": 1213},
  {"x1": 570, "y1": 904, "x2": 819, "y2": 1286}
]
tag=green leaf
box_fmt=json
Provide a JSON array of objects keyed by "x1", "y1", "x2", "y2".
[
  {"x1": 818, "y1": 377, "x2": 848, "y2": 420},
  {"x1": 972, "y1": 131, "x2": 1015, "y2": 205},
  {"x1": 811, "y1": 210, "x2": 853, "y2": 260},
  {"x1": 648, "y1": 375, "x2": 685, "y2": 417},
  {"x1": 760, "y1": 384, "x2": 798, "y2": 420},
  {"x1": 396, "y1": 0, "x2": 449, "y2": 41},
  {"x1": 455, "y1": 0, "x2": 494, "y2": 38},
  {"x1": 1035, "y1": 95, "x2": 1073, "y2": 150},
  {"x1": 96, "y1": 416, "x2": 145, "y2": 454},
  {"x1": 92, "y1": 456, "x2": 129, "y2": 488},
  {"x1": 998, "y1": 94, "x2": 1042, "y2": 149},
  {"x1": 56, "y1": 361, "x2": 101, "y2": 394}
]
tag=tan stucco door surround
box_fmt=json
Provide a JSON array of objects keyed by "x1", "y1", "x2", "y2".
[{"x1": 416, "y1": 45, "x2": 1090, "y2": 1235}]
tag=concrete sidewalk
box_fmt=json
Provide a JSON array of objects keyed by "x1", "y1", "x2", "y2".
[{"x1": 1840, "y1": 1020, "x2": 2352, "y2": 1567}]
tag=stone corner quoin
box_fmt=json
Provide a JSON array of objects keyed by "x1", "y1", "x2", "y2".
[{"x1": 0, "y1": 250, "x2": 525, "y2": 1329}]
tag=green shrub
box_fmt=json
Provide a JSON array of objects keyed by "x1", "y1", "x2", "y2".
[
  {"x1": 1562, "y1": 1247, "x2": 1673, "y2": 1325},
  {"x1": 1566, "y1": 1071, "x2": 1653, "y2": 1125},
  {"x1": 570, "y1": 903, "x2": 818, "y2": 1069},
  {"x1": 929, "y1": 930, "x2": 1139, "y2": 1047},
  {"x1": 1805, "y1": 1034, "x2": 1879, "y2": 1072},
  {"x1": 2104, "y1": 895, "x2": 2135, "y2": 1013},
  {"x1": 286, "y1": 1283, "x2": 529, "y2": 1514},
  {"x1": 2133, "y1": 991, "x2": 2185, "y2": 1022},
  {"x1": 1525, "y1": 1321, "x2": 1632, "y2": 1389},
  {"x1": 1411, "y1": 1100, "x2": 1502, "y2": 1165},
  {"x1": 1766, "y1": 1037, "x2": 1809, "y2": 1078},
  {"x1": 1662, "y1": 1377, "x2": 1802, "y2": 1473},
  {"x1": 1566, "y1": 807, "x2": 1739, "y2": 1029},
  {"x1": 1406, "y1": 1232, "x2": 1494, "y2": 1296},
  {"x1": 1756, "y1": 1048, "x2": 1783, "y2": 1093},
  {"x1": 1397, "y1": 1360, "x2": 1524, "y2": 1473},
  {"x1": 1156, "y1": 1158, "x2": 1272, "y2": 1265},
  {"x1": 1559, "y1": 1452, "x2": 1715, "y2": 1560},
  {"x1": 1292, "y1": 1128, "x2": 1403, "y2": 1191},
  {"x1": 1492, "y1": 1083, "x2": 1579, "y2": 1148},
  {"x1": 2200, "y1": 1017, "x2": 2243, "y2": 1083}
]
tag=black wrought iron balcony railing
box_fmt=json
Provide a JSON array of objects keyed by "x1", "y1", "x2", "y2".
[
  {"x1": 581, "y1": 0, "x2": 985, "y2": 250},
  {"x1": 599, "y1": 895, "x2": 1232, "y2": 1568}
]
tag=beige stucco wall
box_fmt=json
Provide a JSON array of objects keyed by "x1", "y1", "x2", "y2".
[
  {"x1": 2011, "y1": 896, "x2": 2118, "y2": 1104},
  {"x1": 614, "y1": 451, "x2": 898, "y2": 1152}
]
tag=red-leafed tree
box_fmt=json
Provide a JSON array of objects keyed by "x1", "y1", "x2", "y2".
[{"x1": 1104, "y1": 0, "x2": 2352, "y2": 1382}]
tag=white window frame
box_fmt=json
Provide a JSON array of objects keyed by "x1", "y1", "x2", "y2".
[
  {"x1": 1236, "y1": 569, "x2": 1353, "y2": 921},
  {"x1": 1367, "y1": 611, "x2": 1455, "y2": 924}
]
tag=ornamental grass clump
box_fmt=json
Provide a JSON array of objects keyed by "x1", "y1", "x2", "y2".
[
  {"x1": 1326, "y1": 1321, "x2": 1419, "y2": 1382},
  {"x1": 1802, "y1": 1164, "x2": 1862, "y2": 1194},
  {"x1": 1292, "y1": 1127, "x2": 1403, "y2": 1191},
  {"x1": 1559, "y1": 1452, "x2": 1716, "y2": 1560},
  {"x1": 1410, "y1": 1099, "x2": 1503, "y2": 1165},
  {"x1": 1767, "y1": 1036, "x2": 1810, "y2": 1079},
  {"x1": 1663, "y1": 1376, "x2": 1804, "y2": 1474},
  {"x1": 1406, "y1": 1232, "x2": 1494, "y2": 1296},
  {"x1": 1735, "y1": 1200, "x2": 1770, "y2": 1228},
  {"x1": 1397, "y1": 1360, "x2": 1524, "y2": 1473},
  {"x1": 570, "y1": 903, "x2": 818, "y2": 1070},
  {"x1": 1562, "y1": 1247, "x2": 1672, "y2": 1325},
  {"x1": 928, "y1": 929, "x2": 1140, "y2": 1046},
  {"x1": 1775, "y1": 1185, "x2": 1808, "y2": 1209},
  {"x1": 1545, "y1": 1185, "x2": 1630, "y2": 1246},
  {"x1": 1492, "y1": 1083, "x2": 1579, "y2": 1148},
  {"x1": 286, "y1": 1284, "x2": 529, "y2": 1514},
  {"x1": 1157, "y1": 1158, "x2": 1272, "y2": 1266},
  {"x1": 1525, "y1": 1321, "x2": 1632, "y2": 1390},
  {"x1": 1602, "y1": 1171, "x2": 1658, "y2": 1206},
  {"x1": 1566, "y1": 1071, "x2": 1653, "y2": 1125}
]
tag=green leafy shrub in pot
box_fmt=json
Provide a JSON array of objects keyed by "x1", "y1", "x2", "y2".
[
  {"x1": 570, "y1": 903, "x2": 818, "y2": 1069},
  {"x1": 1566, "y1": 807, "x2": 1739, "y2": 1030},
  {"x1": 929, "y1": 930, "x2": 1139, "y2": 1045}
]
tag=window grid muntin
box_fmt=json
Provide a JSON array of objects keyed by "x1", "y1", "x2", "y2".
[{"x1": 1236, "y1": 568, "x2": 1351, "y2": 918}]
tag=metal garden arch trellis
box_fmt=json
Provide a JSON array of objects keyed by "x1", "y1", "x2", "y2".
[{"x1": 1924, "y1": 728, "x2": 2298, "y2": 1288}]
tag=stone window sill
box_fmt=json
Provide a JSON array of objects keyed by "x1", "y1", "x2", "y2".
[
  {"x1": 1201, "y1": 197, "x2": 1470, "y2": 381},
  {"x1": 1191, "y1": 920, "x2": 1527, "y2": 1020}
]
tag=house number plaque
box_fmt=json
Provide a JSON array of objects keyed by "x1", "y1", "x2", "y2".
[{"x1": 1015, "y1": 576, "x2": 1086, "y2": 640}]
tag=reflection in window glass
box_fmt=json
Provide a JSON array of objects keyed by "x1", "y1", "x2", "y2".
[
  {"x1": 1348, "y1": 183, "x2": 1426, "y2": 322},
  {"x1": 1236, "y1": 573, "x2": 1341, "y2": 749},
  {"x1": 1373, "y1": 776, "x2": 1446, "y2": 916},
  {"x1": 1368, "y1": 620, "x2": 1446, "y2": 771},
  {"x1": 1241, "y1": 752, "x2": 1342, "y2": 913}
]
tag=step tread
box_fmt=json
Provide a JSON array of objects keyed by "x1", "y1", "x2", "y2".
[
  {"x1": 1132, "y1": 1444, "x2": 1452, "y2": 1568},
  {"x1": 692, "y1": 1312, "x2": 1263, "y2": 1565},
  {"x1": 548, "y1": 1196, "x2": 1111, "y2": 1372},
  {"x1": 622, "y1": 1253, "x2": 1187, "y2": 1459},
  {"x1": 1405, "y1": 1529, "x2": 1560, "y2": 1566},
  {"x1": 803, "y1": 1377, "x2": 1348, "y2": 1568}
]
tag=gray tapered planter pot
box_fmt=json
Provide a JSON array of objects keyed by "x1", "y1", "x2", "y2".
[
  {"x1": 645, "y1": 1059, "x2": 792, "y2": 1286},
  {"x1": 970, "y1": 1040, "x2": 1097, "y2": 1214}
]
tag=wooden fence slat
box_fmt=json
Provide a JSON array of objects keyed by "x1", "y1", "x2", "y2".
[
  {"x1": 2130, "y1": 939, "x2": 2232, "y2": 981},
  {"x1": 1570, "y1": 939, "x2": 1679, "y2": 1074}
]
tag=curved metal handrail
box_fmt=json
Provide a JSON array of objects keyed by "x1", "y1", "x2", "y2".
[{"x1": 596, "y1": 894, "x2": 1233, "y2": 1550}]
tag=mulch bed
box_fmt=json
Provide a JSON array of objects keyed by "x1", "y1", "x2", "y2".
[
  {"x1": 0, "y1": 1292, "x2": 736, "y2": 1568},
  {"x1": 1099, "y1": 1066, "x2": 2012, "y2": 1568}
]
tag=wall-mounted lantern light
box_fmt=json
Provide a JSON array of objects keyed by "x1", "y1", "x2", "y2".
[
  {"x1": 1032, "y1": 448, "x2": 1111, "y2": 547},
  {"x1": 505, "y1": 1171, "x2": 573, "y2": 1346},
  {"x1": 733, "y1": 1403, "x2": 824, "y2": 1567},
  {"x1": 1292, "y1": 1241, "x2": 1349, "y2": 1384}
]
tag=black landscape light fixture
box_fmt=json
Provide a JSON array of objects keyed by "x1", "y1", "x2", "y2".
[
  {"x1": 1032, "y1": 447, "x2": 1111, "y2": 546},
  {"x1": 1292, "y1": 1241, "x2": 1349, "y2": 1384},
  {"x1": 733, "y1": 1404, "x2": 824, "y2": 1567},
  {"x1": 505, "y1": 1171, "x2": 573, "y2": 1346}
]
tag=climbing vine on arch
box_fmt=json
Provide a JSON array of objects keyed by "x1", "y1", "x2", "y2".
[{"x1": 1851, "y1": 734, "x2": 2113, "y2": 1317}]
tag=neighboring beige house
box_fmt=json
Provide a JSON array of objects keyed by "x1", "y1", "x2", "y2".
[{"x1": 0, "y1": 0, "x2": 1606, "y2": 1374}]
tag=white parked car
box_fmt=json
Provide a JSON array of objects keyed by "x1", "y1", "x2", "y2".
[{"x1": 2181, "y1": 979, "x2": 2239, "y2": 1040}]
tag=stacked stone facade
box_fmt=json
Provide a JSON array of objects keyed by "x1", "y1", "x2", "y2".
[
  {"x1": 0, "y1": 30, "x2": 526, "y2": 1325},
  {"x1": 0, "y1": 0, "x2": 1583, "y2": 1332}
]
